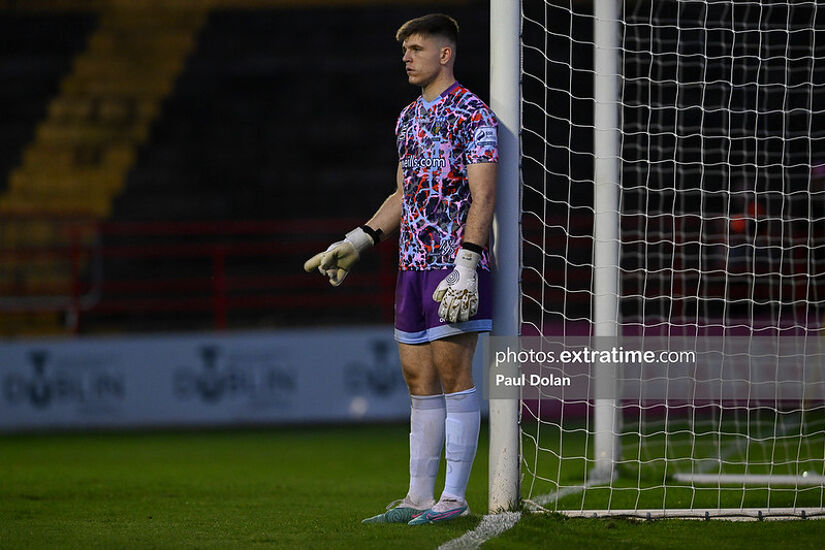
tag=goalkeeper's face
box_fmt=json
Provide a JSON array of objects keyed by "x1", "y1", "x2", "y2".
[{"x1": 401, "y1": 33, "x2": 452, "y2": 88}]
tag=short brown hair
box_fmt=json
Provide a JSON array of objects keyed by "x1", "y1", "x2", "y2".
[{"x1": 396, "y1": 13, "x2": 459, "y2": 45}]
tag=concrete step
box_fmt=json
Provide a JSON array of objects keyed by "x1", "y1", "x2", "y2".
[
  {"x1": 0, "y1": 195, "x2": 111, "y2": 216},
  {"x1": 9, "y1": 169, "x2": 124, "y2": 195},
  {"x1": 61, "y1": 74, "x2": 173, "y2": 95},
  {"x1": 0, "y1": 311, "x2": 66, "y2": 337},
  {"x1": 35, "y1": 121, "x2": 149, "y2": 144},
  {"x1": 22, "y1": 143, "x2": 135, "y2": 169}
]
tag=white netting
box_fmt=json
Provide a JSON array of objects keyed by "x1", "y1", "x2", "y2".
[{"x1": 520, "y1": 0, "x2": 825, "y2": 515}]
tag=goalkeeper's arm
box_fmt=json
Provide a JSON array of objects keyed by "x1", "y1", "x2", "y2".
[
  {"x1": 303, "y1": 163, "x2": 403, "y2": 286},
  {"x1": 460, "y1": 162, "x2": 497, "y2": 254},
  {"x1": 432, "y1": 162, "x2": 497, "y2": 322}
]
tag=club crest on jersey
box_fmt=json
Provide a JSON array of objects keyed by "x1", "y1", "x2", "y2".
[
  {"x1": 432, "y1": 116, "x2": 448, "y2": 141},
  {"x1": 473, "y1": 126, "x2": 497, "y2": 148}
]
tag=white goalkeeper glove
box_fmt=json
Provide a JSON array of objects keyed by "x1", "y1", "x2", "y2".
[
  {"x1": 432, "y1": 247, "x2": 481, "y2": 323},
  {"x1": 303, "y1": 227, "x2": 376, "y2": 286}
]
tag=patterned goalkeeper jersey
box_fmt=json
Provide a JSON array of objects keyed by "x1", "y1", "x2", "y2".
[{"x1": 395, "y1": 82, "x2": 498, "y2": 271}]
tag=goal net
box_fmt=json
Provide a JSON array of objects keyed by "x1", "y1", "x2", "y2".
[{"x1": 518, "y1": 0, "x2": 825, "y2": 518}]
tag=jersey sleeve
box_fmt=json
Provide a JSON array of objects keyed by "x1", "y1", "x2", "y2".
[
  {"x1": 395, "y1": 104, "x2": 413, "y2": 160},
  {"x1": 395, "y1": 109, "x2": 404, "y2": 136},
  {"x1": 465, "y1": 106, "x2": 499, "y2": 164}
]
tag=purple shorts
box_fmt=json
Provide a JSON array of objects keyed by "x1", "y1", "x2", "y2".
[{"x1": 394, "y1": 269, "x2": 493, "y2": 344}]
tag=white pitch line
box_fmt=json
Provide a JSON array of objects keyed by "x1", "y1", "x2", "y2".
[
  {"x1": 438, "y1": 479, "x2": 603, "y2": 549},
  {"x1": 526, "y1": 484, "x2": 589, "y2": 509},
  {"x1": 437, "y1": 512, "x2": 522, "y2": 550},
  {"x1": 524, "y1": 477, "x2": 604, "y2": 511}
]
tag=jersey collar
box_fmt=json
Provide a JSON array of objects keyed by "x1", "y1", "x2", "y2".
[{"x1": 419, "y1": 81, "x2": 460, "y2": 111}]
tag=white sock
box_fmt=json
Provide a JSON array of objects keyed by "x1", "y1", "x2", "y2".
[
  {"x1": 441, "y1": 387, "x2": 480, "y2": 503},
  {"x1": 408, "y1": 393, "x2": 445, "y2": 506}
]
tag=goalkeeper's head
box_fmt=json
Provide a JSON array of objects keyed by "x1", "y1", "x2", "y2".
[{"x1": 396, "y1": 13, "x2": 459, "y2": 88}]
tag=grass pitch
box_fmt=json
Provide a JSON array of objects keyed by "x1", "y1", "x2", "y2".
[
  {"x1": 2, "y1": 424, "x2": 825, "y2": 549},
  {"x1": 0, "y1": 425, "x2": 482, "y2": 549}
]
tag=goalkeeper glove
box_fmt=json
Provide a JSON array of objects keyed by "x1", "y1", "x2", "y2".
[
  {"x1": 432, "y1": 247, "x2": 481, "y2": 323},
  {"x1": 303, "y1": 226, "x2": 376, "y2": 286}
]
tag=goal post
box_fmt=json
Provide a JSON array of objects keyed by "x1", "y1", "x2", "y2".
[
  {"x1": 591, "y1": 0, "x2": 621, "y2": 483},
  {"x1": 490, "y1": 0, "x2": 825, "y2": 519},
  {"x1": 488, "y1": 0, "x2": 521, "y2": 514}
]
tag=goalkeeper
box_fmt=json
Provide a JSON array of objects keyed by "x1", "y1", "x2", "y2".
[{"x1": 304, "y1": 13, "x2": 497, "y2": 525}]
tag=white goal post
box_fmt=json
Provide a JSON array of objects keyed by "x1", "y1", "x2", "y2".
[
  {"x1": 488, "y1": 0, "x2": 521, "y2": 514},
  {"x1": 489, "y1": 0, "x2": 825, "y2": 519}
]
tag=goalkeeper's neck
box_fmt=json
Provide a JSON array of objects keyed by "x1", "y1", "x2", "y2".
[{"x1": 421, "y1": 71, "x2": 456, "y2": 103}]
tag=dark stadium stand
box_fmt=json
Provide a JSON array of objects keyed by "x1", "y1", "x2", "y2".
[
  {"x1": 0, "y1": 3, "x2": 491, "y2": 334},
  {"x1": 114, "y1": 5, "x2": 490, "y2": 221},
  {"x1": 99, "y1": 4, "x2": 488, "y2": 331},
  {"x1": 0, "y1": 12, "x2": 97, "y2": 195}
]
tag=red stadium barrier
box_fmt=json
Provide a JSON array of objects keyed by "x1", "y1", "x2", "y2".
[{"x1": 0, "y1": 214, "x2": 397, "y2": 333}]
